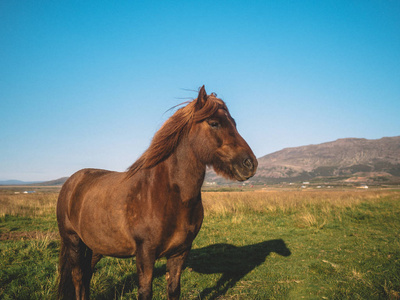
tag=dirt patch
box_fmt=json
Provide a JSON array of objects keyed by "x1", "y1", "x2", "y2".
[{"x1": 0, "y1": 230, "x2": 59, "y2": 241}]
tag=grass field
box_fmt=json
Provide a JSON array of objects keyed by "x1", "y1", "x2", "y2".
[{"x1": 0, "y1": 189, "x2": 399, "y2": 299}]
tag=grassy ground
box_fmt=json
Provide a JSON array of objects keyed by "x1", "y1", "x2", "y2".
[{"x1": 0, "y1": 190, "x2": 399, "y2": 299}]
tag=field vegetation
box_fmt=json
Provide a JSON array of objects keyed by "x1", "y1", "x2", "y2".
[{"x1": 1, "y1": 188, "x2": 399, "y2": 299}]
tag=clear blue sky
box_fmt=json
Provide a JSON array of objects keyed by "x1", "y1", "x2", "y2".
[{"x1": 1, "y1": 1, "x2": 399, "y2": 181}]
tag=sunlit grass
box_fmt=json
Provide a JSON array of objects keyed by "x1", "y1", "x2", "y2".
[
  {"x1": 0, "y1": 189, "x2": 399, "y2": 299},
  {"x1": 0, "y1": 192, "x2": 58, "y2": 217},
  {"x1": 202, "y1": 190, "x2": 398, "y2": 215}
]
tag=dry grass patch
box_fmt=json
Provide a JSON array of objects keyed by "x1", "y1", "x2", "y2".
[
  {"x1": 297, "y1": 211, "x2": 327, "y2": 229},
  {"x1": 202, "y1": 190, "x2": 400, "y2": 215},
  {"x1": 0, "y1": 230, "x2": 59, "y2": 241},
  {"x1": 0, "y1": 192, "x2": 58, "y2": 217}
]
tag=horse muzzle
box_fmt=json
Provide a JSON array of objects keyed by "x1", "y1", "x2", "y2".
[{"x1": 233, "y1": 155, "x2": 258, "y2": 181}]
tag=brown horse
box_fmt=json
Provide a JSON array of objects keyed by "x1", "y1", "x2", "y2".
[{"x1": 56, "y1": 86, "x2": 257, "y2": 300}]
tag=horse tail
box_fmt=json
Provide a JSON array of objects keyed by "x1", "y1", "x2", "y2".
[{"x1": 57, "y1": 239, "x2": 75, "y2": 300}]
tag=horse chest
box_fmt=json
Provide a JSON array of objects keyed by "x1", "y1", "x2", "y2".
[
  {"x1": 159, "y1": 224, "x2": 198, "y2": 257},
  {"x1": 158, "y1": 206, "x2": 204, "y2": 257}
]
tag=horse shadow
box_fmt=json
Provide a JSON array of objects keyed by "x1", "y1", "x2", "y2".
[
  {"x1": 185, "y1": 239, "x2": 291, "y2": 299},
  {"x1": 93, "y1": 239, "x2": 291, "y2": 299}
]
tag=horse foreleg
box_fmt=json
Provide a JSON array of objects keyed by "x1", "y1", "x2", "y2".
[
  {"x1": 166, "y1": 251, "x2": 189, "y2": 300},
  {"x1": 136, "y1": 246, "x2": 156, "y2": 300}
]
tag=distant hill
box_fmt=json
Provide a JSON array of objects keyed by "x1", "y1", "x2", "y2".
[
  {"x1": 30, "y1": 177, "x2": 69, "y2": 186},
  {"x1": 205, "y1": 136, "x2": 400, "y2": 185},
  {"x1": 0, "y1": 177, "x2": 68, "y2": 186},
  {"x1": 0, "y1": 180, "x2": 41, "y2": 186},
  {"x1": 252, "y1": 136, "x2": 400, "y2": 184}
]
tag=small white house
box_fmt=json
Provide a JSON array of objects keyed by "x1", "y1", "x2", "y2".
[{"x1": 358, "y1": 185, "x2": 369, "y2": 189}]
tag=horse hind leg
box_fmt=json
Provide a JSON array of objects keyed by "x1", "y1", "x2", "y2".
[
  {"x1": 58, "y1": 236, "x2": 75, "y2": 299},
  {"x1": 58, "y1": 233, "x2": 94, "y2": 300},
  {"x1": 91, "y1": 252, "x2": 102, "y2": 270}
]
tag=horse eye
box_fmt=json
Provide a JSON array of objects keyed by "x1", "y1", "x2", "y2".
[{"x1": 209, "y1": 121, "x2": 220, "y2": 128}]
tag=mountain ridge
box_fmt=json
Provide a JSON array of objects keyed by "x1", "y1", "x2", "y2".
[
  {"x1": 252, "y1": 136, "x2": 400, "y2": 184},
  {"x1": 0, "y1": 177, "x2": 68, "y2": 186},
  {"x1": 0, "y1": 180, "x2": 40, "y2": 186}
]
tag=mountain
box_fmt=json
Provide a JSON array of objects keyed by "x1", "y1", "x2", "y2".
[
  {"x1": 29, "y1": 177, "x2": 69, "y2": 186},
  {"x1": 252, "y1": 136, "x2": 400, "y2": 184},
  {"x1": 0, "y1": 180, "x2": 41, "y2": 186},
  {"x1": 0, "y1": 177, "x2": 68, "y2": 186}
]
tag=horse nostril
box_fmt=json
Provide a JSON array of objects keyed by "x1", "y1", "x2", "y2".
[{"x1": 243, "y1": 158, "x2": 253, "y2": 170}]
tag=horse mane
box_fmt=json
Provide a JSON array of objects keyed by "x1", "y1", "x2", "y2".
[{"x1": 126, "y1": 93, "x2": 227, "y2": 178}]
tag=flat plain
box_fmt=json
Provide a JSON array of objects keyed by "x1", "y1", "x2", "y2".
[{"x1": 0, "y1": 188, "x2": 399, "y2": 299}]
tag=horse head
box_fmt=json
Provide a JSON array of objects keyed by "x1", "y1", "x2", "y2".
[{"x1": 189, "y1": 86, "x2": 258, "y2": 181}]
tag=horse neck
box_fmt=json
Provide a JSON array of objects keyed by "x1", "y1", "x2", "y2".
[{"x1": 163, "y1": 138, "x2": 206, "y2": 202}]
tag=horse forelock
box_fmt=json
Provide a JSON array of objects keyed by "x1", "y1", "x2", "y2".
[{"x1": 126, "y1": 96, "x2": 225, "y2": 178}]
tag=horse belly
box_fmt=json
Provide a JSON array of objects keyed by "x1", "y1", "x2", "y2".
[
  {"x1": 79, "y1": 220, "x2": 137, "y2": 257},
  {"x1": 77, "y1": 202, "x2": 137, "y2": 257}
]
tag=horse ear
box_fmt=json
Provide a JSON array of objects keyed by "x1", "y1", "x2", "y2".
[{"x1": 195, "y1": 85, "x2": 207, "y2": 110}]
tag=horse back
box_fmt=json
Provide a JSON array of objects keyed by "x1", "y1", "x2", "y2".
[{"x1": 57, "y1": 168, "x2": 114, "y2": 220}]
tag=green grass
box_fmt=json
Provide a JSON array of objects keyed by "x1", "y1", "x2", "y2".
[
  {"x1": 0, "y1": 190, "x2": 399, "y2": 299},
  {"x1": 0, "y1": 238, "x2": 59, "y2": 299}
]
